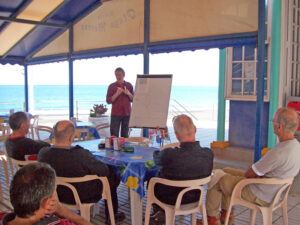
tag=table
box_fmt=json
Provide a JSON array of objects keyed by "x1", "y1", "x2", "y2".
[
  {"x1": 0, "y1": 123, "x2": 10, "y2": 135},
  {"x1": 0, "y1": 115, "x2": 9, "y2": 123},
  {"x1": 76, "y1": 122, "x2": 100, "y2": 139},
  {"x1": 77, "y1": 139, "x2": 158, "y2": 225}
]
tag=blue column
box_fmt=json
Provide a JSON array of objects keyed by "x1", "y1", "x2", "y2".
[
  {"x1": 68, "y1": 26, "x2": 74, "y2": 118},
  {"x1": 24, "y1": 64, "x2": 29, "y2": 112},
  {"x1": 217, "y1": 49, "x2": 226, "y2": 141},
  {"x1": 142, "y1": 0, "x2": 150, "y2": 137},
  {"x1": 254, "y1": 0, "x2": 267, "y2": 162}
]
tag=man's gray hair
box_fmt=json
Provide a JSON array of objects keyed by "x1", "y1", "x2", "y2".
[
  {"x1": 53, "y1": 121, "x2": 75, "y2": 141},
  {"x1": 9, "y1": 111, "x2": 29, "y2": 131},
  {"x1": 173, "y1": 114, "x2": 196, "y2": 136},
  {"x1": 277, "y1": 107, "x2": 299, "y2": 134}
]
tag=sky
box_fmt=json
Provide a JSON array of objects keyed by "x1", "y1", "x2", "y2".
[{"x1": 0, "y1": 49, "x2": 219, "y2": 86}]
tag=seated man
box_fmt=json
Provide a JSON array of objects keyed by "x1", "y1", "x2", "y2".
[
  {"x1": 38, "y1": 120, "x2": 125, "y2": 224},
  {"x1": 5, "y1": 111, "x2": 50, "y2": 160},
  {"x1": 201, "y1": 107, "x2": 300, "y2": 225},
  {"x1": 0, "y1": 162, "x2": 91, "y2": 225},
  {"x1": 152, "y1": 114, "x2": 214, "y2": 222}
]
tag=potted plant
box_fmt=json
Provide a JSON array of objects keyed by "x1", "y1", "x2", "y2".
[{"x1": 90, "y1": 104, "x2": 108, "y2": 117}]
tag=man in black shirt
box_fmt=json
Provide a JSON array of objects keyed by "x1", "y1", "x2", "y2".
[
  {"x1": 152, "y1": 114, "x2": 214, "y2": 223},
  {"x1": 38, "y1": 120, "x2": 124, "y2": 224},
  {"x1": 5, "y1": 111, "x2": 50, "y2": 160}
]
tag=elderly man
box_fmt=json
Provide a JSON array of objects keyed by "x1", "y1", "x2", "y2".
[
  {"x1": 5, "y1": 111, "x2": 50, "y2": 160},
  {"x1": 200, "y1": 107, "x2": 300, "y2": 225},
  {"x1": 0, "y1": 162, "x2": 91, "y2": 225},
  {"x1": 38, "y1": 120, "x2": 124, "y2": 224},
  {"x1": 151, "y1": 114, "x2": 214, "y2": 223},
  {"x1": 106, "y1": 67, "x2": 134, "y2": 138}
]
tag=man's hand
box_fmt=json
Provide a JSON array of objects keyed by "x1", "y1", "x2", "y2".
[
  {"x1": 124, "y1": 86, "x2": 133, "y2": 100},
  {"x1": 116, "y1": 87, "x2": 124, "y2": 96},
  {"x1": 111, "y1": 87, "x2": 124, "y2": 102},
  {"x1": 45, "y1": 197, "x2": 59, "y2": 215}
]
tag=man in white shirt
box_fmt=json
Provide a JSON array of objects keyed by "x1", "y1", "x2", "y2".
[{"x1": 200, "y1": 107, "x2": 300, "y2": 225}]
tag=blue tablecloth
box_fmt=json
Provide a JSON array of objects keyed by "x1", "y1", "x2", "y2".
[
  {"x1": 76, "y1": 122, "x2": 100, "y2": 139},
  {"x1": 77, "y1": 140, "x2": 158, "y2": 197}
]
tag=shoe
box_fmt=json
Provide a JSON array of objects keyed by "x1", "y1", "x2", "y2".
[
  {"x1": 196, "y1": 216, "x2": 221, "y2": 225},
  {"x1": 106, "y1": 212, "x2": 125, "y2": 224},
  {"x1": 220, "y1": 209, "x2": 234, "y2": 225},
  {"x1": 149, "y1": 211, "x2": 165, "y2": 225}
]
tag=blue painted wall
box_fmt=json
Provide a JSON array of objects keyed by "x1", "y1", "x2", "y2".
[{"x1": 229, "y1": 101, "x2": 269, "y2": 149}]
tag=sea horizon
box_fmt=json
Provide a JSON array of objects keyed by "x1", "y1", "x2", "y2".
[{"x1": 0, "y1": 84, "x2": 219, "y2": 115}]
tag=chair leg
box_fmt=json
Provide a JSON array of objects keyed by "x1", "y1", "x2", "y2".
[
  {"x1": 191, "y1": 213, "x2": 197, "y2": 225},
  {"x1": 80, "y1": 207, "x2": 91, "y2": 222},
  {"x1": 250, "y1": 209, "x2": 257, "y2": 225},
  {"x1": 2, "y1": 159, "x2": 10, "y2": 190},
  {"x1": 261, "y1": 209, "x2": 272, "y2": 225},
  {"x1": 224, "y1": 205, "x2": 233, "y2": 225},
  {"x1": 106, "y1": 197, "x2": 116, "y2": 225},
  {"x1": 144, "y1": 203, "x2": 152, "y2": 225},
  {"x1": 201, "y1": 205, "x2": 208, "y2": 225},
  {"x1": 165, "y1": 210, "x2": 175, "y2": 225},
  {"x1": 282, "y1": 203, "x2": 289, "y2": 225}
]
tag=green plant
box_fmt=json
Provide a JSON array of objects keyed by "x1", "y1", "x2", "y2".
[{"x1": 90, "y1": 104, "x2": 108, "y2": 117}]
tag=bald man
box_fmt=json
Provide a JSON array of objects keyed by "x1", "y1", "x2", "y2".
[
  {"x1": 38, "y1": 120, "x2": 125, "y2": 224},
  {"x1": 151, "y1": 114, "x2": 214, "y2": 223},
  {"x1": 200, "y1": 107, "x2": 300, "y2": 225}
]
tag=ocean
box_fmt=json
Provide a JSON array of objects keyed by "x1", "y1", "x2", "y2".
[{"x1": 0, "y1": 85, "x2": 218, "y2": 114}]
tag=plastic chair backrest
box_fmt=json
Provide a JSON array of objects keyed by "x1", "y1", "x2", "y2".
[
  {"x1": 35, "y1": 125, "x2": 53, "y2": 142},
  {"x1": 56, "y1": 175, "x2": 115, "y2": 224},
  {"x1": 148, "y1": 176, "x2": 211, "y2": 211},
  {"x1": 10, "y1": 157, "x2": 35, "y2": 171},
  {"x1": 224, "y1": 177, "x2": 294, "y2": 225}
]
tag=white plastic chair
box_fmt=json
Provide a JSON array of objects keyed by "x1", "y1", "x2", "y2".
[
  {"x1": 224, "y1": 177, "x2": 294, "y2": 225},
  {"x1": 10, "y1": 157, "x2": 35, "y2": 171},
  {"x1": 29, "y1": 115, "x2": 39, "y2": 139},
  {"x1": 144, "y1": 176, "x2": 211, "y2": 225},
  {"x1": 161, "y1": 142, "x2": 180, "y2": 150},
  {"x1": 56, "y1": 175, "x2": 115, "y2": 224},
  {"x1": 35, "y1": 125, "x2": 53, "y2": 143},
  {"x1": 0, "y1": 135, "x2": 10, "y2": 191}
]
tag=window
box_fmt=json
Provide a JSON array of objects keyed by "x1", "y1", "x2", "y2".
[
  {"x1": 225, "y1": 45, "x2": 269, "y2": 101},
  {"x1": 286, "y1": 0, "x2": 300, "y2": 99}
]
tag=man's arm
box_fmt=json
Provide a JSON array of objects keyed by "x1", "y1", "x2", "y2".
[
  {"x1": 106, "y1": 84, "x2": 123, "y2": 104},
  {"x1": 55, "y1": 202, "x2": 92, "y2": 225},
  {"x1": 45, "y1": 195, "x2": 91, "y2": 225},
  {"x1": 79, "y1": 148, "x2": 109, "y2": 177},
  {"x1": 111, "y1": 87, "x2": 124, "y2": 102},
  {"x1": 124, "y1": 86, "x2": 133, "y2": 101},
  {"x1": 244, "y1": 166, "x2": 260, "y2": 178},
  {"x1": 23, "y1": 138, "x2": 50, "y2": 155}
]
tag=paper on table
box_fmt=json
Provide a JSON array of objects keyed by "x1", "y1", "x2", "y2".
[{"x1": 130, "y1": 156, "x2": 143, "y2": 160}]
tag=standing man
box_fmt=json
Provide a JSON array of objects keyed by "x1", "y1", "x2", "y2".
[{"x1": 106, "y1": 67, "x2": 134, "y2": 138}]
